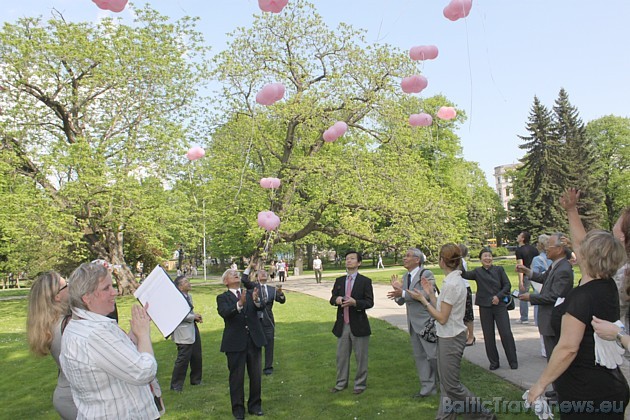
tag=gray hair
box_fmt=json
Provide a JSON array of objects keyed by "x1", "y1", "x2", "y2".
[
  {"x1": 408, "y1": 248, "x2": 426, "y2": 265},
  {"x1": 68, "y1": 263, "x2": 109, "y2": 310},
  {"x1": 537, "y1": 234, "x2": 550, "y2": 251},
  {"x1": 221, "y1": 269, "x2": 239, "y2": 285},
  {"x1": 550, "y1": 232, "x2": 572, "y2": 258}
]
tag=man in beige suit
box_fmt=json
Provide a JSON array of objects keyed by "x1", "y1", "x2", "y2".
[{"x1": 170, "y1": 276, "x2": 203, "y2": 391}]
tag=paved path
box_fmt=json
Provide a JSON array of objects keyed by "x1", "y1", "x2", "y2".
[{"x1": 278, "y1": 268, "x2": 545, "y2": 391}]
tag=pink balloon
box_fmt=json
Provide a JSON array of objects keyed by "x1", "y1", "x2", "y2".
[
  {"x1": 323, "y1": 121, "x2": 348, "y2": 142},
  {"x1": 409, "y1": 113, "x2": 433, "y2": 127},
  {"x1": 437, "y1": 106, "x2": 457, "y2": 120},
  {"x1": 258, "y1": 0, "x2": 289, "y2": 13},
  {"x1": 92, "y1": 0, "x2": 128, "y2": 12},
  {"x1": 257, "y1": 210, "x2": 281, "y2": 231},
  {"x1": 186, "y1": 146, "x2": 205, "y2": 161},
  {"x1": 260, "y1": 177, "x2": 281, "y2": 189},
  {"x1": 255, "y1": 83, "x2": 286, "y2": 106},
  {"x1": 409, "y1": 45, "x2": 439, "y2": 61},
  {"x1": 443, "y1": 0, "x2": 472, "y2": 21},
  {"x1": 400, "y1": 75, "x2": 428, "y2": 94}
]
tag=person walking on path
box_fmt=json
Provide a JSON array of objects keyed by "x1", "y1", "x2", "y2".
[{"x1": 313, "y1": 255, "x2": 323, "y2": 284}]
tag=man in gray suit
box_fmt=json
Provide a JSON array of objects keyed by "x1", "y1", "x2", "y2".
[
  {"x1": 517, "y1": 232, "x2": 574, "y2": 360},
  {"x1": 170, "y1": 276, "x2": 203, "y2": 391},
  {"x1": 388, "y1": 248, "x2": 437, "y2": 397}
]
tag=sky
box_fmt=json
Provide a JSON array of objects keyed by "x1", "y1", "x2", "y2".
[{"x1": 2, "y1": 0, "x2": 629, "y2": 186}]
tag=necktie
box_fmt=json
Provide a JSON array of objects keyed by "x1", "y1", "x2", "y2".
[
  {"x1": 236, "y1": 289, "x2": 241, "y2": 300},
  {"x1": 344, "y1": 275, "x2": 353, "y2": 324},
  {"x1": 406, "y1": 272, "x2": 412, "y2": 289},
  {"x1": 263, "y1": 285, "x2": 268, "y2": 302}
]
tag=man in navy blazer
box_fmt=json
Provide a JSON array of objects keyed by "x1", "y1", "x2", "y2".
[
  {"x1": 217, "y1": 269, "x2": 267, "y2": 419},
  {"x1": 330, "y1": 250, "x2": 374, "y2": 395},
  {"x1": 241, "y1": 263, "x2": 287, "y2": 375}
]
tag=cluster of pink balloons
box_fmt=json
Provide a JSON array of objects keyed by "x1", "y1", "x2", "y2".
[
  {"x1": 259, "y1": 177, "x2": 281, "y2": 189},
  {"x1": 256, "y1": 83, "x2": 286, "y2": 106},
  {"x1": 409, "y1": 113, "x2": 433, "y2": 127},
  {"x1": 409, "y1": 45, "x2": 439, "y2": 61},
  {"x1": 437, "y1": 106, "x2": 457, "y2": 120},
  {"x1": 401, "y1": 75, "x2": 428, "y2": 94},
  {"x1": 258, "y1": 0, "x2": 289, "y2": 13},
  {"x1": 443, "y1": 0, "x2": 472, "y2": 21},
  {"x1": 323, "y1": 121, "x2": 348, "y2": 142},
  {"x1": 92, "y1": 0, "x2": 128, "y2": 13},
  {"x1": 186, "y1": 146, "x2": 205, "y2": 161},
  {"x1": 257, "y1": 210, "x2": 281, "y2": 231}
]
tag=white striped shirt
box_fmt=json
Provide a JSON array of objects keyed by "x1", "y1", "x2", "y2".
[{"x1": 60, "y1": 308, "x2": 158, "y2": 420}]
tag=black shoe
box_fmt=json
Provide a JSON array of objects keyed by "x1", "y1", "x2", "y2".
[
  {"x1": 263, "y1": 368, "x2": 273, "y2": 375},
  {"x1": 170, "y1": 386, "x2": 183, "y2": 392},
  {"x1": 330, "y1": 387, "x2": 346, "y2": 393},
  {"x1": 489, "y1": 364, "x2": 500, "y2": 371},
  {"x1": 248, "y1": 409, "x2": 264, "y2": 416},
  {"x1": 510, "y1": 362, "x2": 518, "y2": 369}
]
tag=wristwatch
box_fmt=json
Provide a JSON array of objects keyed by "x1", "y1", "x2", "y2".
[{"x1": 616, "y1": 329, "x2": 627, "y2": 347}]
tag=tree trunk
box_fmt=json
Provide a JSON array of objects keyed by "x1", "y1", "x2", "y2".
[
  {"x1": 293, "y1": 243, "x2": 304, "y2": 276},
  {"x1": 306, "y1": 244, "x2": 313, "y2": 270}
]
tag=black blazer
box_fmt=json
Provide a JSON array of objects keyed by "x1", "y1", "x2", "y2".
[
  {"x1": 330, "y1": 273, "x2": 374, "y2": 338},
  {"x1": 217, "y1": 289, "x2": 267, "y2": 352},
  {"x1": 260, "y1": 285, "x2": 286, "y2": 327},
  {"x1": 461, "y1": 265, "x2": 511, "y2": 307}
]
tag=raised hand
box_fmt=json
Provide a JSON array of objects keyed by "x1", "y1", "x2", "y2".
[
  {"x1": 239, "y1": 288, "x2": 247, "y2": 306},
  {"x1": 387, "y1": 274, "x2": 403, "y2": 299},
  {"x1": 560, "y1": 188, "x2": 580, "y2": 211}
]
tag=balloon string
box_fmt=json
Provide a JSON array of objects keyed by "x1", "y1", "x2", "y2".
[
  {"x1": 234, "y1": 106, "x2": 256, "y2": 203},
  {"x1": 188, "y1": 163, "x2": 199, "y2": 206},
  {"x1": 463, "y1": 8, "x2": 473, "y2": 130}
]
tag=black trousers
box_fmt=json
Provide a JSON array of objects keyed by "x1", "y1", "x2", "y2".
[
  {"x1": 226, "y1": 336, "x2": 262, "y2": 418},
  {"x1": 170, "y1": 324, "x2": 203, "y2": 390},
  {"x1": 478, "y1": 305, "x2": 517, "y2": 367},
  {"x1": 261, "y1": 322, "x2": 275, "y2": 371}
]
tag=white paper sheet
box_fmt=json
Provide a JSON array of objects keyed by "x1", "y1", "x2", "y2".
[
  {"x1": 530, "y1": 280, "x2": 543, "y2": 293},
  {"x1": 134, "y1": 265, "x2": 190, "y2": 338}
]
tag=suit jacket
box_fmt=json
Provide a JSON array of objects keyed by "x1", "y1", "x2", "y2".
[
  {"x1": 529, "y1": 258, "x2": 574, "y2": 336},
  {"x1": 461, "y1": 265, "x2": 511, "y2": 307},
  {"x1": 171, "y1": 294, "x2": 197, "y2": 344},
  {"x1": 330, "y1": 273, "x2": 374, "y2": 337},
  {"x1": 217, "y1": 289, "x2": 267, "y2": 352},
  {"x1": 259, "y1": 284, "x2": 286, "y2": 327},
  {"x1": 394, "y1": 267, "x2": 436, "y2": 333}
]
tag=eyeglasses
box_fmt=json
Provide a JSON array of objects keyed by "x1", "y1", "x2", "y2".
[{"x1": 57, "y1": 283, "x2": 68, "y2": 294}]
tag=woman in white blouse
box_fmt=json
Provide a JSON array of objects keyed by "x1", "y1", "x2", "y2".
[
  {"x1": 409, "y1": 244, "x2": 496, "y2": 420},
  {"x1": 60, "y1": 262, "x2": 159, "y2": 420}
]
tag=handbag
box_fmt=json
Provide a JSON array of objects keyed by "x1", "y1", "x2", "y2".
[
  {"x1": 504, "y1": 294, "x2": 515, "y2": 311},
  {"x1": 419, "y1": 317, "x2": 438, "y2": 343}
]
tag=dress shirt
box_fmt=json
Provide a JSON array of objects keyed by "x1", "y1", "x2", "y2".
[
  {"x1": 229, "y1": 288, "x2": 243, "y2": 311},
  {"x1": 402, "y1": 266, "x2": 421, "y2": 298},
  {"x1": 60, "y1": 308, "x2": 158, "y2": 420}
]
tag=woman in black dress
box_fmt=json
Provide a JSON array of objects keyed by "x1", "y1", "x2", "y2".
[
  {"x1": 461, "y1": 248, "x2": 518, "y2": 370},
  {"x1": 527, "y1": 230, "x2": 629, "y2": 418}
]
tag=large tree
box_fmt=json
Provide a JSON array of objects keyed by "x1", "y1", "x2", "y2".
[
  {"x1": 509, "y1": 96, "x2": 567, "y2": 236},
  {"x1": 553, "y1": 88, "x2": 603, "y2": 230},
  {"x1": 204, "y1": 0, "x2": 483, "y2": 263},
  {"x1": 586, "y1": 115, "x2": 630, "y2": 229},
  {"x1": 0, "y1": 7, "x2": 209, "y2": 292}
]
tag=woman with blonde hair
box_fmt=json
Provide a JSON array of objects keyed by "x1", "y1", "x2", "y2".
[
  {"x1": 527, "y1": 230, "x2": 629, "y2": 418},
  {"x1": 26, "y1": 271, "x2": 77, "y2": 419},
  {"x1": 409, "y1": 244, "x2": 496, "y2": 419}
]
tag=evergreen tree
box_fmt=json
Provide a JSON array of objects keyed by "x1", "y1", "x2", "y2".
[
  {"x1": 511, "y1": 96, "x2": 567, "y2": 236},
  {"x1": 553, "y1": 88, "x2": 603, "y2": 230}
]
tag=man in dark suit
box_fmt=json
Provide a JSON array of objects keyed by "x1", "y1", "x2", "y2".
[
  {"x1": 241, "y1": 263, "x2": 286, "y2": 375},
  {"x1": 517, "y1": 232, "x2": 574, "y2": 359},
  {"x1": 217, "y1": 269, "x2": 267, "y2": 419},
  {"x1": 329, "y1": 250, "x2": 374, "y2": 395}
]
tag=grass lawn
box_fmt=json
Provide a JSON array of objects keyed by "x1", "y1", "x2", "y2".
[{"x1": 1, "y1": 284, "x2": 535, "y2": 418}]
